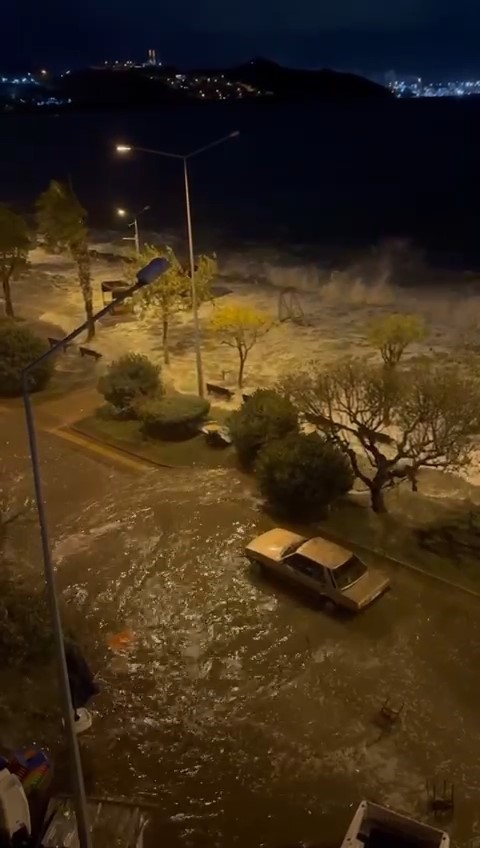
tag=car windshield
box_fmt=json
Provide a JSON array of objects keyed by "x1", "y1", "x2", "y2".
[
  {"x1": 282, "y1": 540, "x2": 303, "y2": 557},
  {"x1": 333, "y1": 556, "x2": 367, "y2": 590}
]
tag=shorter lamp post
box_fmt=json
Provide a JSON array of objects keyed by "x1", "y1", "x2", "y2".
[
  {"x1": 21, "y1": 257, "x2": 170, "y2": 848},
  {"x1": 116, "y1": 205, "x2": 150, "y2": 256}
]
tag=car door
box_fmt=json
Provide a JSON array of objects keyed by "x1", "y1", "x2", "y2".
[{"x1": 285, "y1": 554, "x2": 328, "y2": 598}]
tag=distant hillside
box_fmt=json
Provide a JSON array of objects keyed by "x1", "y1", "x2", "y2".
[
  {"x1": 196, "y1": 57, "x2": 391, "y2": 100},
  {"x1": 42, "y1": 58, "x2": 390, "y2": 111}
]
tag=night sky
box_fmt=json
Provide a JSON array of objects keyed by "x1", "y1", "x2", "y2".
[{"x1": 6, "y1": 0, "x2": 480, "y2": 78}]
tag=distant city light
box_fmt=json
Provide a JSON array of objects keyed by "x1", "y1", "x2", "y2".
[
  {"x1": 389, "y1": 76, "x2": 480, "y2": 98},
  {"x1": 40, "y1": 69, "x2": 47, "y2": 76},
  {"x1": 116, "y1": 145, "x2": 132, "y2": 153}
]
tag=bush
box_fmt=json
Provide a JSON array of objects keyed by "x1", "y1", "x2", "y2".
[
  {"x1": 256, "y1": 432, "x2": 354, "y2": 518},
  {"x1": 97, "y1": 353, "x2": 161, "y2": 415},
  {"x1": 139, "y1": 394, "x2": 210, "y2": 440},
  {"x1": 228, "y1": 389, "x2": 298, "y2": 469},
  {"x1": 0, "y1": 573, "x2": 53, "y2": 667},
  {"x1": 0, "y1": 321, "x2": 53, "y2": 396}
]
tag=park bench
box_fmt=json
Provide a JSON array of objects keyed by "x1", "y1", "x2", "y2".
[
  {"x1": 79, "y1": 346, "x2": 102, "y2": 362},
  {"x1": 205, "y1": 382, "x2": 234, "y2": 401},
  {"x1": 47, "y1": 337, "x2": 71, "y2": 352}
]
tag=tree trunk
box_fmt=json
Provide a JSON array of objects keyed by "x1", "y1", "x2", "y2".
[
  {"x1": 238, "y1": 353, "x2": 246, "y2": 388},
  {"x1": 162, "y1": 316, "x2": 170, "y2": 365},
  {"x1": 74, "y1": 243, "x2": 95, "y2": 340},
  {"x1": 85, "y1": 296, "x2": 95, "y2": 340},
  {"x1": 2, "y1": 278, "x2": 14, "y2": 318},
  {"x1": 382, "y1": 363, "x2": 397, "y2": 426},
  {"x1": 370, "y1": 484, "x2": 387, "y2": 513}
]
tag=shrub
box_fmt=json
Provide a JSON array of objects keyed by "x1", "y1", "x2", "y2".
[
  {"x1": 0, "y1": 321, "x2": 53, "y2": 396},
  {"x1": 256, "y1": 432, "x2": 354, "y2": 518},
  {"x1": 0, "y1": 573, "x2": 53, "y2": 667},
  {"x1": 139, "y1": 394, "x2": 210, "y2": 440},
  {"x1": 228, "y1": 389, "x2": 298, "y2": 469},
  {"x1": 97, "y1": 353, "x2": 161, "y2": 415}
]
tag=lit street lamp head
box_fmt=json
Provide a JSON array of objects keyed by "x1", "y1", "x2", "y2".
[
  {"x1": 116, "y1": 208, "x2": 127, "y2": 217},
  {"x1": 116, "y1": 144, "x2": 132, "y2": 154}
]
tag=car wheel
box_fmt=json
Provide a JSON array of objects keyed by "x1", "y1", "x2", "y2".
[{"x1": 250, "y1": 557, "x2": 265, "y2": 575}]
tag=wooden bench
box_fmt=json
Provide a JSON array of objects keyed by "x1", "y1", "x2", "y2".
[
  {"x1": 79, "y1": 346, "x2": 102, "y2": 362},
  {"x1": 48, "y1": 336, "x2": 71, "y2": 352},
  {"x1": 205, "y1": 382, "x2": 234, "y2": 401}
]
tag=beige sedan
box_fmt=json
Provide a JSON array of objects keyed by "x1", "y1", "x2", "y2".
[{"x1": 246, "y1": 528, "x2": 390, "y2": 612}]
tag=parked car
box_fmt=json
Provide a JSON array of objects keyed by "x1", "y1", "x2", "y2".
[{"x1": 245, "y1": 528, "x2": 390, "y2": 611}]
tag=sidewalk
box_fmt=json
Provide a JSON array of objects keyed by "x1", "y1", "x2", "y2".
[{"x1": 34, "y1": 385, "x2": 100, "y2": 429}]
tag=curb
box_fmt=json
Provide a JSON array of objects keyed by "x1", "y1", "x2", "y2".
[
  {"x1": 66, "y1": 424, "x2": 178, "y2": 469},
  {"x1": 318, "y1": 526, "x2": 480, "y2": 600}
]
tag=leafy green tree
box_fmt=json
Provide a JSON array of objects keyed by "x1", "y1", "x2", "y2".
[
  {"x1": 0, "y1": 205, "x2": 30, "y2": 319},
  {"x1": 209, "y1": 303, "x2": 272, "y2": 388},
  {"x1": 256, "y1": 432, "x2": 354, "y2": 518},
  {"x1": 0, "y1": 322, "x2": 53, "y2": 396},
  {"x1": 129, "y1": 244, "x2": 216, "y2": 364},
  {"x1": 368, "y1": 313, "x2": 426, "y2": 369},
  {"x1": 280, "y1": 357, "x2": 480, "y2": 513},
  {"x1": 228, "y1": 389, "x2": 298, "y2": 469},
  {"x1": 36, "y1": 181, "x2": 95, "y2": 339},
  {"x1": 97, "y1": 353, "x2": 161, "y2": 416}
]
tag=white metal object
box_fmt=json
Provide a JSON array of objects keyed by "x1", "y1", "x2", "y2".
[
  {"x1": 0, "y1": 768, "x2": 31, "y2": 839},
  {"x1": 341, "y1": 800, "x2": 450, "y2": 848},
  {"x1": 75, "y1": 708, "x2": 93, "y2": 734}
]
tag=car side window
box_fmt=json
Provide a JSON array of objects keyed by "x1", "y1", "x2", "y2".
[{"x1": 287, "y1": 555, "x2": 326, "y2": 583}]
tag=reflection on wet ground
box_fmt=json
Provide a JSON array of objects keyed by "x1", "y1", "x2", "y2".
[{"x1": 2, "y1": 420, "x2": 480, "y2": 848}]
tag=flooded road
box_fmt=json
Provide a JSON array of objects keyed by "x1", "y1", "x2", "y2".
[{"x1": 2, "y1": 413, "x2": 480, "y2": 847}]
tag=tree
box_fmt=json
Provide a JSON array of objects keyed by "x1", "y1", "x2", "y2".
[
  {"x1": 256, "y1": 432, "x2": 353, "y2": 518},
  {"x1": 368, "y1": 313, "x2": 426, "y2": 425},
  {"x1": 97, "y1": 353, "x2": 161, "y2": 416},
  {"x1": 209, "y1": 303, "x2": 272, "y2": 388},
  {"x1": 368, "y1": 313, "x2": 426, "y2": 369},
  {"x1": 0, "y1": 206, "x2": 30, "y2": 319},
  {"x1": 138, "y1": 393, "x2": 210, "y2": 439},
  {"x1": 36, "y1": 181, "x2": 95, "y2": 339},
  {"x1": 0, "y1": 321, "x2": 53, "y2": 396},
  {"x1": 228, "y1": 389, "x2": 298, "y2": 469},
  {"x1": 130, "y1": 244, "x2": 216, "y2": 364},
  {"x1": 280, "y1": 357, "x2": 480, "y2": 513}
]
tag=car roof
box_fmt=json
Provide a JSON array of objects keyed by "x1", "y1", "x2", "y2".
[{"x1": 297, "y1": 537, "x2": 352, "y2": 569}]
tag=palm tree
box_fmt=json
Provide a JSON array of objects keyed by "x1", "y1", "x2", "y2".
[{"x1": 36, "y1": 181, "x2": 95, "y2": 339}]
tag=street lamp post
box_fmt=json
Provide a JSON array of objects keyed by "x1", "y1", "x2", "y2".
[
  {"x1": 116, "y1": 205, "x2": 150, "y2": 256},
  {"x1": 116, "y1": 132, "x2": 239, "y2": 397},
  {"x1": 22, "y1": 258, "x2": 170, "y2": 848}
]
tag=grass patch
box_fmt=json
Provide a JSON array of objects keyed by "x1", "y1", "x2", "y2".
[
  {"x1": 72, "y1": 409, "x2": 235, "y2": 469},
  {"x1": 320, "y1": 485, "x2": 480, "y2": 592}
]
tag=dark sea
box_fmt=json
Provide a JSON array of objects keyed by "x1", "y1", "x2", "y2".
[{"x1": 2, "y1": 97, "x2": 480, "y2": 272}]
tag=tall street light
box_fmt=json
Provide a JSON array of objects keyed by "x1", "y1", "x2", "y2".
[
  {"x1": 116, "y1": 131, "x2": 240, "y2": 397},
  {"x1": 116, "y1": 204, "x2": 150, "y2": 256},
  {"x1": 22, "y1": 257, "x2": 170, "y2": 848}
]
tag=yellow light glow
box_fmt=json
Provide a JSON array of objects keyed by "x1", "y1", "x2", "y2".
[
  {"x1": 116, "y1": 145, "x2": 132, "y2": 153},
  {"x1": 116, "y1": 208, "x2": 127, "y2": 217}
]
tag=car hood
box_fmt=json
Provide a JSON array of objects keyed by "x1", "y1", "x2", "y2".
[{"x1": 340, "y1": 568, "x2": 390, "y2": 609}]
